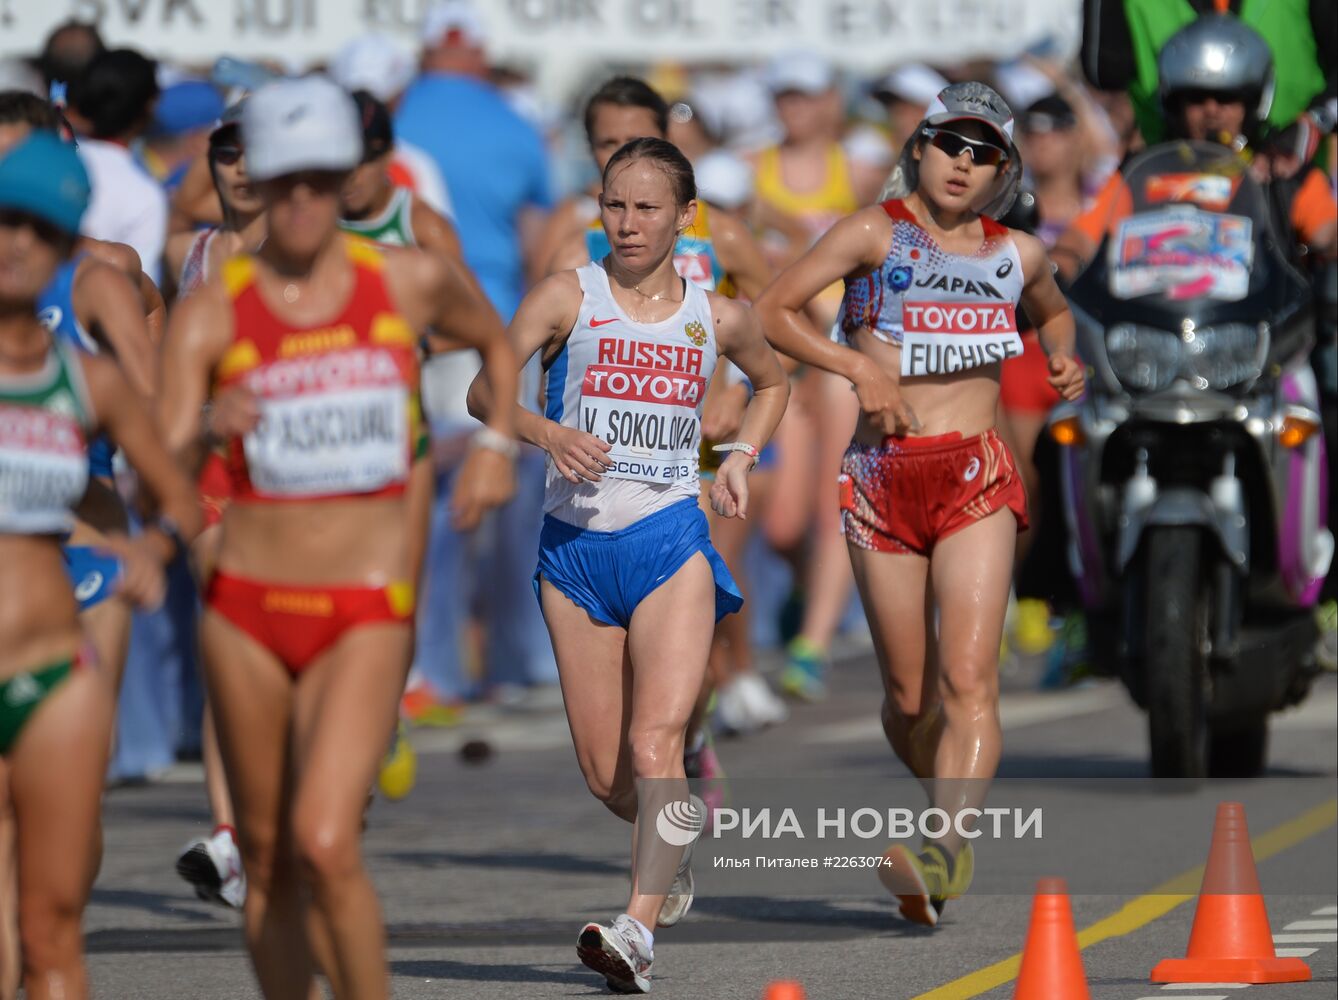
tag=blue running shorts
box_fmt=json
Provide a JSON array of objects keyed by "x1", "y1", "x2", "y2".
[
  {"x1": 535, "y1": 498, "x2": 743, "y2": 629},
  {"x1": 62, "y1": 545, "x2": 123, "y2": 611}
]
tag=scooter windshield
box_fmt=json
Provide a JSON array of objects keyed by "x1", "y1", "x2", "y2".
[
  {"x1": 1071, "y1": 141, "x2": 1309, "y2": 355},
  {"x1": 1103, "y1": 143, "x2": 1269, "y2": 306}
]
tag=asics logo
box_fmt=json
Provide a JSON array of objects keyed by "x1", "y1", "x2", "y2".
[
  {"x1": 589, "y1": 317, "x2": 618, "y2": 328},
  {"x1": 75, "y1": 571, "x2": 103, "y2": 603},
  {"x1": 37, "y1": 305, "x2": 62, "y2": 333},
  {"x1": 963, "y1": 457, "x2": 981, "y2": 482}
]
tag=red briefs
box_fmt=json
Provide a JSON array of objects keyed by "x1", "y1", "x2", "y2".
[
  {"x1": 205, "y1": 572, "x2": 415, "y2": 675},
  {"x1": 999, "y1": 331, "x2": 1061, "y2": 415},
  {"x1": 839, "y1": 428, "x2": 1028, "y2": 556}
]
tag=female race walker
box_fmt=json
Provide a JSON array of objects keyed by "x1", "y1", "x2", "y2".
[
  {"x1": 0, "y1": 132, "x2": 199, "y2": 999},
  {"x1": 471, "y1": 137, "x2": 786, "y2": 993},
  {"x1": 756, "y1": 82, "x2": 1084, "y2": 926},
  {"x1": 159, "y1": 76, "x2": 518, "y2": 1000}
]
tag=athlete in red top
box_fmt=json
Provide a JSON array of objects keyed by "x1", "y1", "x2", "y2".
[
  {"x1": 757, "y1": 83, "x2": 1084, "y2": 926},
  {"x1": 158, "y1": 77, "x2": 518, "y2": 999}
]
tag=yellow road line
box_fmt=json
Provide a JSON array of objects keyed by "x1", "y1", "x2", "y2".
[{"x1": 912, "y1": 798, "x2": 1338, "y2": 1000}]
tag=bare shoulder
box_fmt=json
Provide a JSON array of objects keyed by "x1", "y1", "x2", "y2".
[
  {"x1": 383, "y1": 242, "x2": 445, "y2": 288},
  {"x1": 1006, "y1": 229, "x2": 1051, "y2": 279},
  {"x1": 75, "y1": 255, "x2": 132, "y2": 292},
  {"x1": 833, "y1": 203, "x2": 895, "y2": 249},
  {"x1": 707, "y1": 290, "x2": 752, "y2": 334},
  {"x1": 81, "y1": 238, "x2": 142, "y2": 279},
  {"x1": 170, "y1": 278, "x2": 234, "y2": 350},
  {"x1": 409, "y1": 196, "x2": 456, "y2": 241},
  {"x1": 529, "y1": 268, "x2": 584, "y2": 308}
]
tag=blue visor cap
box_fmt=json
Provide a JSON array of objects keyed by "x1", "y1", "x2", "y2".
[{"x1": 0, "y1": 132, "x2": 91, "y2": 235}]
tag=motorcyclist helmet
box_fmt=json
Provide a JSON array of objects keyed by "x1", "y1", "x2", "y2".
[{"x1": 1158, "y1": 14, "x2": 1275, "y2": 132}]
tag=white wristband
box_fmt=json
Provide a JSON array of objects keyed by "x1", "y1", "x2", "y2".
[
  {"x1": 711, "y1": 441, "x2": 760, "y2": 470},
  {"x1": 472, "y1": 427, "x2": 519, "y2": 460}
]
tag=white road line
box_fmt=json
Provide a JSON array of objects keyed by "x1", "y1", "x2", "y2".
[
  {"x1": 1282, "y1": 919, "x2": 1338, "y2": 931},
  {"x1": 1272, "y1": 933, "x2": 1338, "y2": 943},
  {"x1": 1137, "y1": 995, "x2": 1230, "y2": 1000},
  {"x1": 1308, "y1": 905, "x2": 1337, "y2": 915},
  {"x1": 1274, "y1": 947, "x2": 1319, "y2": 958},
  {"x1": 1159, "y1": 985, "x2": 1248, "y2": 990},
  {"x1": 807, "y1": 684, "x2": 1123, "y2": 745}
]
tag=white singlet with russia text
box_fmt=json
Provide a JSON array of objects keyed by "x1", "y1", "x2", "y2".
[{"x1": 543, "y1": 261, "x2": 718, "y2": 531}]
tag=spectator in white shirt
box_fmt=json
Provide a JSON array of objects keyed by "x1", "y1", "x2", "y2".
[{"x1": 66, "y1": 48, "x2": 168, "y2": 282}]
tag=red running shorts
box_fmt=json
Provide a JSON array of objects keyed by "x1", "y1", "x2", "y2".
[{"x1": 839, "y1": 429, "x2": 1028, "y2": 556}]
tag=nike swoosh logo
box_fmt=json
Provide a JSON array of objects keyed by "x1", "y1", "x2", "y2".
[{"x1": 589, "y1": 317, "x2": 618, "y2": 328}]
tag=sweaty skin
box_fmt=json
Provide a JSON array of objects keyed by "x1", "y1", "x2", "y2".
[
  {"x1": 756, "y1": 122, "x2": 1081, "y2": 860},
  {"x1": 468, "y1": 154, "x2": 788, "y2": 940}
]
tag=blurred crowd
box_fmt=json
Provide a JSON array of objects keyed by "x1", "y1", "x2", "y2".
[{"x1": 0, "y1": 0, "x2": 1332, "y2": 786}]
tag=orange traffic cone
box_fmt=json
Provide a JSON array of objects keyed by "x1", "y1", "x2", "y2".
[
  {"x1": 762, "y1": 982, "x2": 806, "y2": 1000},
  {"x1": 1013, "y1": 877, "x2": 1091, "y2": 1000},
  {"x1": 1151, "y1": 801, "x2": 1310, "y2": 983}
]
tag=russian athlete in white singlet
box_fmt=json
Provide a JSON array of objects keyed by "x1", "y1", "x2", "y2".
[{"x1": 542, "y1": 260, "x2": 719, "y2": 531}]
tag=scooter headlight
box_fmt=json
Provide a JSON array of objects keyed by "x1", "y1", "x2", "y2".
[
  {"x1": 1180, "y1": 322, "x2": 1268, "y2": 391},
  {"x1": 1105, "y1": 323, "x2": 1181, "y2": 393}
]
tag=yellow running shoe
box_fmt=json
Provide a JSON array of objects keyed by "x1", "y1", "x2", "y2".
[
  {"x1": 878, "y1": 841, "x2": 973, "y2": 926},
  {"x1": 942, "y1": 841, "x2": 974, "y2": 900},
  {"x1": 401, "y1": 686, "x2": 464, "y2": 727},
  {"x1": 1013, "y1": 598, "x2": 1055, "y2": 656},
  {"x1": 378, "y1": 722, "x2": 416, "y2": 801}
]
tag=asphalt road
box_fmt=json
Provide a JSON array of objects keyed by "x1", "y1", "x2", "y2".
[{"x1": 86, "y1": 653, "x2": 1338, "y2": 1000}]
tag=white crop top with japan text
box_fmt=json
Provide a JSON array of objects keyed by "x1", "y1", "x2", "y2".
[
  {"x1": 838, "y1": 200, "x2": 1025, "y2": 378},
  {"x1": 543, "y1": 261, "x2": 718, "y2": 532}
]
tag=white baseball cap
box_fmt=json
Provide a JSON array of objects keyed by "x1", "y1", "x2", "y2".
[
  {"x1": 242, "y1": 75, "x2": 363, "y2": 182},
  {"x1": 765, "y1": 50, "x2": 836, "y2": 96},
  {"x1": 421, "y1": 0, "x2": 488, "y2": 49},
  {"x1": 873, "y1": 64, "x2": 950, "y2": 107},
  {"x1": 330, "y1": 34, "x2": 416, "y2": 103},
  {"x1": 694, "y1": 150, "x2": 754, "y2": 211}
]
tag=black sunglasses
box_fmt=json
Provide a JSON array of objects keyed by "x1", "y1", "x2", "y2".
[
  {"x1": 210, "y1": 144, "x2": 243, "y2": 166},
  {"x1": 0, "y1": 208, "x2": 70, "y2": 248},
  {"x1": 923, "y1": 128, "x2": 1008, "y2": 167}
]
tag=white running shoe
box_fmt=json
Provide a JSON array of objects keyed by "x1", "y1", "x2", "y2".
[
  {"x1": 176, "y1": 828, "x2": 246, "y2": 910},
  {"x1": 714, "y1": 679, "x2": 763, "y2": 736},
  {"x1": 738, "y1": 671, "x2": 789, "y2": 726},
  {"x1": 657, "y1": 840, "x2": 695, "y2": 928},
  {"x1": 577, "y1": 914, "x2": 653, "y2": 994}
]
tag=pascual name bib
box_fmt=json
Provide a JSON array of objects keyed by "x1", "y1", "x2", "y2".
[{"x1": 243, "y1": 347, "x2": 409, "y2": 497}]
